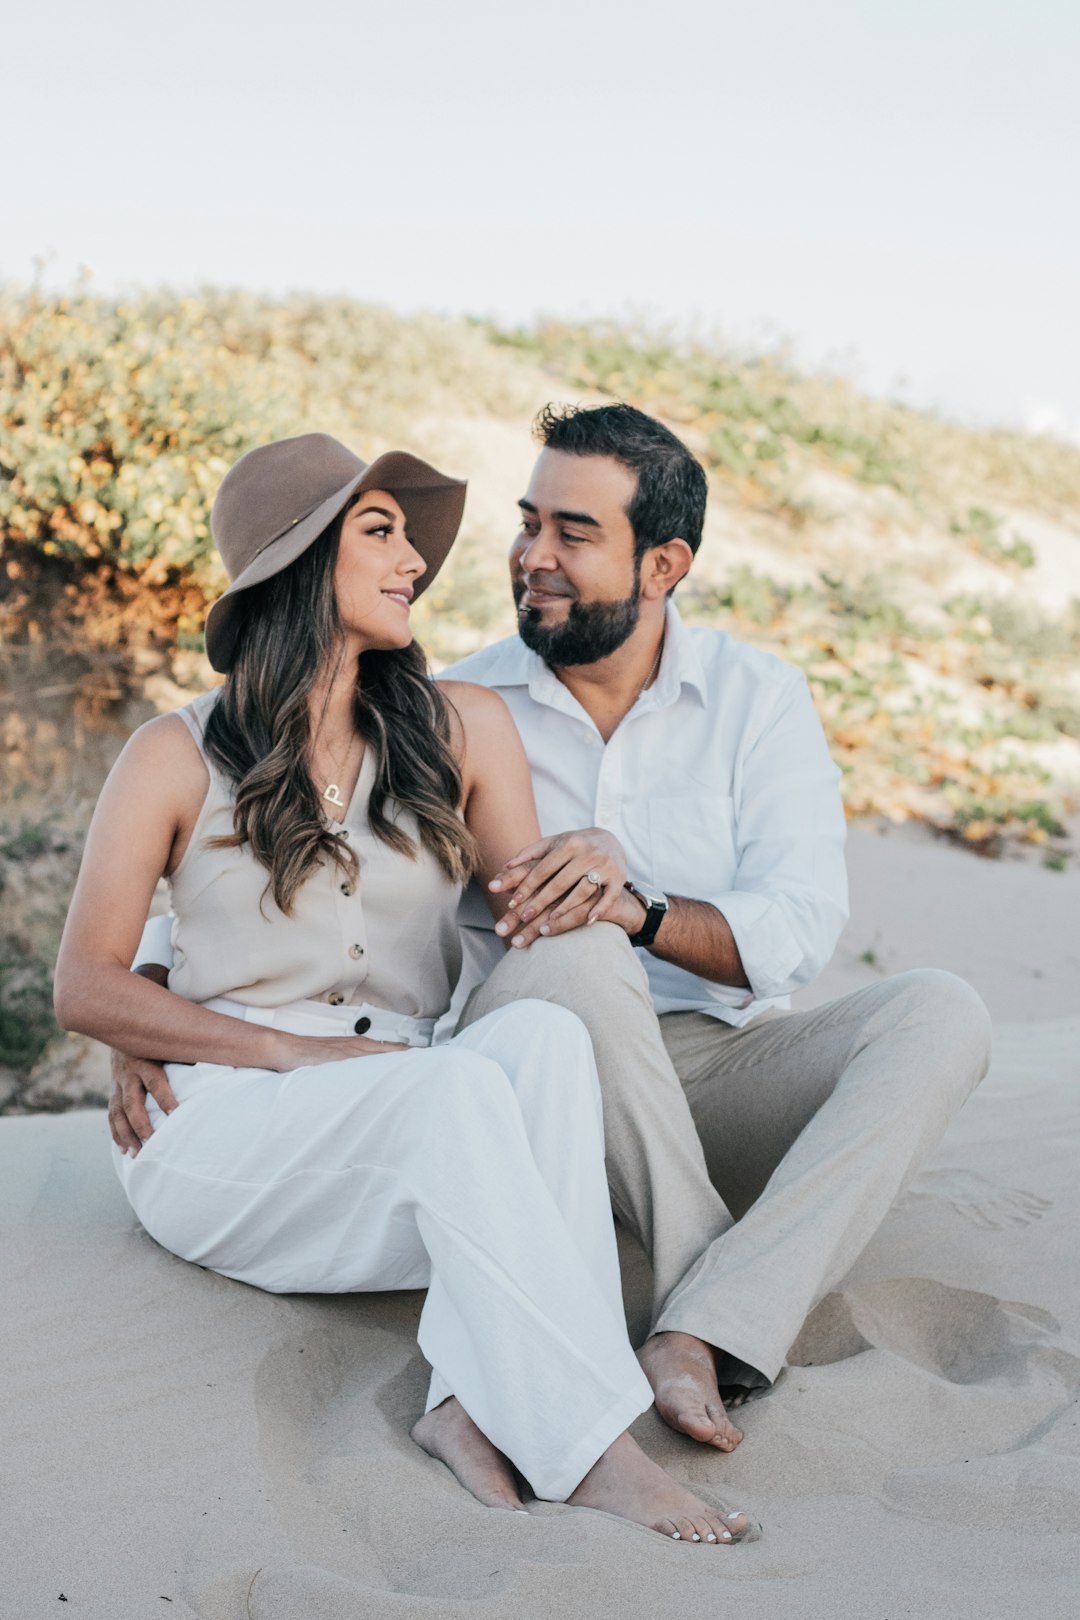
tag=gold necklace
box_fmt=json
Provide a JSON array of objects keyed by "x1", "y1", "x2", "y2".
[{"x1": 317, "y1": 734, "x2": 361, "y2": 813}]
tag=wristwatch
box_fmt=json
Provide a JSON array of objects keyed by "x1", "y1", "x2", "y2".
[{"x1": 623, "y1": 880, "x2": 669, "y2": 949}]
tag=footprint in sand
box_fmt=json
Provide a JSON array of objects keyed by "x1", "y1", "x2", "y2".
[
  {"x1": 791, "y1": 1278, "x2": 1079, "y2": 1390},
  {"x1": 900, "y1": 1167, "x2": 1053, "y2": 1230}
]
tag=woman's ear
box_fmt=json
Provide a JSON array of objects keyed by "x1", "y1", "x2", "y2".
[{"x1": 640, "y1": 538, "x2": 694, "y2": 600}]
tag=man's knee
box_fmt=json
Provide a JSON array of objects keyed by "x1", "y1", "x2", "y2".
[
  {"x1": 469, "y1": 923, "x2": 649, "y2": 1016},
  {"x1": 883, "y1": 967, "x2": 992, "y2": 1093}
]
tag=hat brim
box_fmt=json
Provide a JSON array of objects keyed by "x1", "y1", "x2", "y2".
[{"x1": 203, "y1": 450, "x2": 467, "y2": 673}]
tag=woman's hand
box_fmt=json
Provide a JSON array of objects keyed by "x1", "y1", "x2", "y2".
[
  {"x1": 267, "y1": 1030, "x2": 409, "y2": 1071},
  {"x1": 488, "y1": 828, "x2": 647, "y2": 948}
]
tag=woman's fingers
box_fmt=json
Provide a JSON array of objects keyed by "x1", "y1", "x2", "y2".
[
  {"x1": 487, "y1": 837, "x2": 557, "y2": 891},
  {"x1": 508, "y1": 857, "x2": 618, "y2": 928}
]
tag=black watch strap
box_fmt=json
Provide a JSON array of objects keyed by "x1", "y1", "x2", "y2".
[{"x1": 624, "y1": 881, "x2": 668, "y2": 949}]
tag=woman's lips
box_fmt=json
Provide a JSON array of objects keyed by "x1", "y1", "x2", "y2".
[{"x1": 382, "y1": 591, "x2": 412, "y2": 609}]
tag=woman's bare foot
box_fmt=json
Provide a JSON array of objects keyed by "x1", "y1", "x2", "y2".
[
  {"x1": 638, "y1": 1332, "x2": 744, "y2": 1451},
  {"x1": 568, "y1": 1431, "x2": 754, "y2": 1542},
  {"x1": 411, "y1": 1397, "x2": 524, "y2": 1510}
]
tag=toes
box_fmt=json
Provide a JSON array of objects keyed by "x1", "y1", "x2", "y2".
[
  {"x1": 704, "y1": 1513, "x2": 734, "y2": 1544},
  {"x1": 705, "y1": 1400, "x2": 743, "y2": 1449},
  {"x1": 669, "y1": 1404, "x2": 716, "y2": 1443},
  {"x1": 723, "y1": 1509, "x2": 756, "y2": 1542},
  {"x1": 673, "y1": 1516, "x2": 698, "y2": 1542}
]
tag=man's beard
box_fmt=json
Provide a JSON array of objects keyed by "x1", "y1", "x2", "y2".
[{"x1": 514, "y1": 574, "x2": 642, "y2": 667}]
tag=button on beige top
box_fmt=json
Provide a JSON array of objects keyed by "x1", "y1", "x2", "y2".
[{"x1": 168, "y1": 691, "x2": 464, "y2": 1016}]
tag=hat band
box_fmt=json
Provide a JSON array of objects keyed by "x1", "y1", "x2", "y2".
[{"x1": 250, "y1": 501, "x2": 325, "y2": 561}]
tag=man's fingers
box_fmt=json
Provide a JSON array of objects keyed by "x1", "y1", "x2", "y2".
[
  {"x1": 548, "y1": 874, "x2": 610, "y2": 923},
  {"x1": 585, "y1": 887, "x2": 619, "y2": 924},
  {"x1": 108, "y1": 1097, "x2": 143, "y2": 1156},
  {"x1": 143, "y1": 1065, "x2": 178, "y2": 1115},
  {"x1": 120, "y1": 1083, "x2": 155, "y2": 1144},
  {"x1": 536, "y1": 900, "x2": 595, "y2": 938}
]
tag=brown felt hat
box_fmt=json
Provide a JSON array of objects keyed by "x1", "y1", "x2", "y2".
[{"x1": 203, "y1": 432, "x2": 467, "y2": 672}]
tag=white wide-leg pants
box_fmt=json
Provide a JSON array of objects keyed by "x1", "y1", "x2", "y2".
[{"x1": 113, "y1": 999, "x2": 652, "y2": 1501}]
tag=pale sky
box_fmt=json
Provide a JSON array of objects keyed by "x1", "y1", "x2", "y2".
[{"x1": 7, "y1": 0, "x2": 1079, "y2": 435}]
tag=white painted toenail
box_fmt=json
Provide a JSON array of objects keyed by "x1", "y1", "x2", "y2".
[
  {"x1": 726, "y1": 1511, "x2": 745, "y2": 1520},
  {"x1": 671, "y1": 1531, "x2": 681, "y2": 1539},
  {"x1": 721, "y1": 1531, "x2": 732, "y2": 1541},
  {"x1": 691, "y1": 1533, "x2": 701, "y2": 1541},
  {"x1": 706, "y1": 1534, "x2": 718, "y2": 1542}
]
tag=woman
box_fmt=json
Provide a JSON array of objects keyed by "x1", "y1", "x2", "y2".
[{"x1": 55, "y1": 432, "x2": 750, "y2": 1544}]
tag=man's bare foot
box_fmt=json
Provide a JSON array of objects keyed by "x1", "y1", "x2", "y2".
[
  {"x1": 639, "y1": 1331, "x2": 744, "y2": 1451},
  {"x1": 568, "y1": 1431, "x2": 754, "y2": 1542},
  {"x1": 411, "y1": 1397, "x2": 524, "y2": 1510}
]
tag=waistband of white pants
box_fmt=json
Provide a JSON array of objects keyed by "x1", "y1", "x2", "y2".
[{"x1": 200, "y1": 996, "x2": 437, "y2": 1049}]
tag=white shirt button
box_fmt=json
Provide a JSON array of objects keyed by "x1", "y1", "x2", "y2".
[
  {"x1": 348, "y1": 943, "x2": 364, "y2": 959},
  {"x1": 328, "y1": 992, "x2": 345, "y2": 1006}
]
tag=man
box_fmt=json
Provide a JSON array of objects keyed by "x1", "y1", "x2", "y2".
[{"x1": 114, "y1": 402, "x2": 991, "y2": 1454}]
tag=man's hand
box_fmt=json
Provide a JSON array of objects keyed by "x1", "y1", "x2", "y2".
[
  {"x1": 488, "y1": 828, "x2": 646, "y2": 948},
  {"x1": 109, "y1": 1049, "x2": 179, "y2": 1156}
]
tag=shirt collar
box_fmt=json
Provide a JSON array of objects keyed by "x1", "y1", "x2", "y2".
[{"x1": 492, "y1": 599, "x2": 709, "y2": 712}]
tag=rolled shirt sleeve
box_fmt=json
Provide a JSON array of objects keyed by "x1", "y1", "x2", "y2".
[
  {"x1": 708, "y1": 673, "x2": 848, "y2": 1002},
  {"x1": 134, "y1": 911, "x2": 176, "y2": 974}
]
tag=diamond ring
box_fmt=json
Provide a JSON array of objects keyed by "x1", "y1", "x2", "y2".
[{"x1": 586, "y1": 870, "x2": 604, "y2": 889}]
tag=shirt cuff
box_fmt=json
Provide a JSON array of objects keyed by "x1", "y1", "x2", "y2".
[
  {"x1": 710, "y1": 890, "x2": 805, "y2": 1002},
  {"x1": 134, "y1": 912, "x2": 175, "y2": 974}
]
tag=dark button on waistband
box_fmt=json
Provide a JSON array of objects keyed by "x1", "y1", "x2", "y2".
[{"x1": 354, "y1": 1016, "x2": 371, "y2": 1035}]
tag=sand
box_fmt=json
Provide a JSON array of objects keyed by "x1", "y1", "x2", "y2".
[{"x1": 3, "y1": 825, "x2": 1078, "y2": 1619}]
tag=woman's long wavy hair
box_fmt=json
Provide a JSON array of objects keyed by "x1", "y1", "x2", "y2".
[{"x1": 202, "y1": 506, "x2": 476, "y2": 914}]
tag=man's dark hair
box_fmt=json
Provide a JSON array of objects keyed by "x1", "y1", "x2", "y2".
[{"x1": 533, "y1": 402, "x2": 707, "y2": 566}]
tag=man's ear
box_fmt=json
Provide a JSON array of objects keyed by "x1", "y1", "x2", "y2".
[{"x1": 640, "y1": 539, "x2": 694, "y2": 600}]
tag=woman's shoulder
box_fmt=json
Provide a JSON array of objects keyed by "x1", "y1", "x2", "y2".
[
  {"x1": 438, "y1": 681, "x2": 525, "y2": 787},
  {"x1": 439, "y1": 679, "x2": 513, "y2": 727},
  {"x1": 114, "y1": 704, "x2": 211, "y2": 790}
]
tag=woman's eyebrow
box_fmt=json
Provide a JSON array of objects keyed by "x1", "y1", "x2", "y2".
[{"x1": 355, "y1": 505, "x2": 397, "y2": 521}]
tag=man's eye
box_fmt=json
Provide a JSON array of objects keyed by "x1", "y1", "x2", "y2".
[{"x1": 560, "y1": 532, "x2": 586, "y2": 544}]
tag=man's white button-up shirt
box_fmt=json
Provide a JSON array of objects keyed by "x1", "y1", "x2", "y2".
[{"x1": 442, "y1": 602, "x2": 849, "y2": 1026}]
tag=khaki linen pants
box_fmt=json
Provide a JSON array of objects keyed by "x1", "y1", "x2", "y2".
[{"x1": 459, "y1": 925, "x2": 992, "y2": 1388}]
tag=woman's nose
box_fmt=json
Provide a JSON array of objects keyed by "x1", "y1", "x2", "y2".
[{"x1": 403, "y1": 540, "x2": 427, "y2": 577}]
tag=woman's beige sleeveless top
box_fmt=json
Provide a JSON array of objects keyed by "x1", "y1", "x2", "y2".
[{"x1": 167, "y1": 690, "x2": 464, "y2": 1017}]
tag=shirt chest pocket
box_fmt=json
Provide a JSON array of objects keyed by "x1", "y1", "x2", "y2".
[{"x1": 645, "y1": 793, "x2": 738, "y2": 899}]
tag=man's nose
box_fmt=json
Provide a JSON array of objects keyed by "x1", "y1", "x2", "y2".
[{"x1": 519, "y1": 530, "x2": 558, "y2": 574}]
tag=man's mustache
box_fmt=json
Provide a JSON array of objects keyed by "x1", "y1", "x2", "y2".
[{"x1": 515, "y1": 572, "x2": 577, "y2": 600}]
